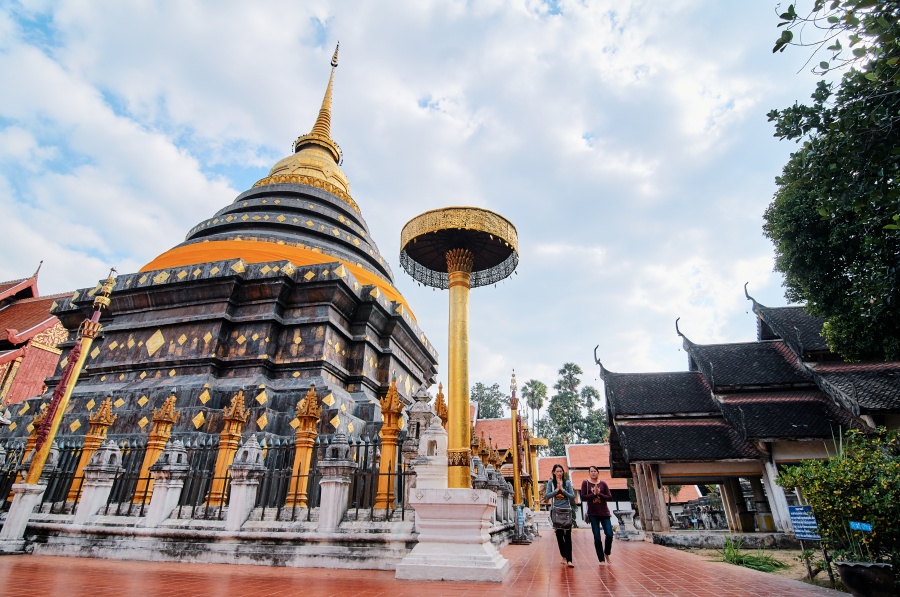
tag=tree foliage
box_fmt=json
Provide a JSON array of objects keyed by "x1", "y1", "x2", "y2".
[
  {"x1": 522, "y1": 378, "x2": 548, "y2": 428},
  {"x1": 776, "y1": 428, "x2": 900, "y2": 569},
  {"x1": 535, "y1": 363, "x2": 609, "y2": 455},
  {"x1": 471, "y1": 382, "x2": 505, "y2": 419},
  {"x1": 764, "y1": 0, "x2": 900, "y2": 360}
]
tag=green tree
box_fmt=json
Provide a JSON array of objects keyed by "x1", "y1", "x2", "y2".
[
  {"x1": 522, "y1": 379, "x2": 547, "y2": 428},
  {"x1": 471, "y1": 382, "x2": 505, "y2": 419},
  {"x1": 580, "y1": 385, "x2": 600, "y2": 409},
  {"x1": 535, "y1": 415, "x2": 563, "y2": 456},
  {"x1": 547, "y1": 363, "x2": 585, "y2": 446},
  {"x1": 764, "y1": 0, "x2": 900, "y2": 360},
  {"x1": 582, "y1": 405, "x2": 609, "y2": 444}
]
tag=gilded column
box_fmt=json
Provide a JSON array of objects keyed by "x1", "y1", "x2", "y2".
[
  {"x1": 446, "y1": 248, "x2": 474, "y2": 489},
  {"x1": 133, "y1": 392, "x2": 179, "y2": 503},
  {"x1": 285, "y1": 385, "x2": 321, "y2": 509},
  {"x1": 509, "y1": 371, "x2": 522, "y2": 506},
  {"x1": 25, "y1": 270, "x2": 116, "y2": 485},
  {"x1": 207, "y1": 390, "x2": 250, "y2": 506},
  {"x1": 67, "y1": 396, "x2": 117, "y2": 502},
  {"x1": 374, "y1": 377, "x2": 402, "y2": 509}
]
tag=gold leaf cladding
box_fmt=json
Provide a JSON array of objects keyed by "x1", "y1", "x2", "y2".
[
  {"x1": 18, "y1": 403, "x2": 29, "y2": 415},
  {"x1": 293, "y1": 331, "x2": 302, "y2": 345},
  {"x1": 276, "y1": 215, "x2": 286, "y2": 223},
  {"x1": 114, "y1": 398, "x2": 125, "y2": 408},
  {"x1": 292, "y1": 372, "x2": 301, "y2": 378},
  {"x1": 231, "y1": 260, "x2": 246, "y2": 273},
  {"x1": 347, "y1": 422, "x2": 354, "y2": 434},
  {"x1": 209, "y1": 266, "x2": 220, "y2": 275},
  {"x1": 127, "y1": 337, "x2": 135, "y2": 349},
  {"x1": 332, "y1": 228, "x2": 340, "y2": 236},
  {"x1": 304, "y1": 271, "x2": 315, "y2": 281},
  {"x1": 330, "y1": 414, "x2": 340, "y2": 429},
  {"x1": 8, "y1": 422, "x2": 16, "y2": 431},
  {"x1": 256, "y1": 413, "x2": 268, "y2": 429},
  {"x1": 340, "y1": 403, "x2": 346, "y2": 412},
  {"x1": 255, "y1": 390, "x2": 267, "y2": 405},
  {"x1": 203, "y1": 332, "x2": 213, "y2": 344},
  {"x1": 282, "y1": 263, "x2": 295, "y2": 275},
  {"x1": 192, "y1": 411, "x2": 206, "y2": 429},
  {"x1": 198, "y1": 389, "x2": 211, "y2": 404},
  {"x1": 90, "y1": 347, "x2": 100, "y2": 359},
  {"x1": 399, "y1": 418, "x2": 405, "y2": 430},
  {"x1": 400, "y1": 206, "x2": 519, "y2": 254},
  {"x1": 138, "y1": 275, "x2": 147, "y2": 284},
  {"x1": 169, "y1": 369, "x2": 176, "y2": 377},
  {"x1": 252, "y1": 333, "x2": 259, "y2": 341},
  {"x1": 177, "y1": 270, "x2": 187, "y2": 280},
  {"x1": 138, "y1": 416, "x2": 149, "y2": 429},
  {"x1": 138, "y1": 396, "x2": 149, "y2": 407},
  {"x1": 72, "y1": 290, "x2": 80, "y2": 301},
  {"x1": 289, "y1": 418, "x2": 300, "y2": 429},
  {"x1": 146, "y1": 330, "x2": 165, "y2": 356},
  {"x1": 118, "y1": 374, "x2": 125, "y2": 381},
  {"x1": 59, "y1": 357, "x2": 68, "y2": 369},
  {"x1": 237, "y1": 335, "x2": 246, "y2": 345},
  {"x1": 153, "y1": 271, "x2": 170, "y2": 284},
  {"x1": 322, "y1": 393, "x2": 335, "y2": 407},
  {"x1": 261, "y1": 265, "x2": 271, "y2": 275},
  {"x1": 177, "y1": 334, "x2": 187, "y2": 345},
  {"x1": 108, "y1": 341, "x2": 119, "y2": 351},
  {"x1": 86, "y1": 399, "x2": 96, "y2": 411},
  {"x1": 193, "y1": 268, "x2": 202, "y2": 277},
  {"x1": 139, "y1": 371, "x2": 147, "y2": 379},
  {"x1": 69, "y1": 419, "x2": 81, "y2": 432}
]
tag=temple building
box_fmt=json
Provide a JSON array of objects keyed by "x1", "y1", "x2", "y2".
[
  {"x1": 0, "y1": 266, "x2": 69, "y2": 407},
  {"x1": 598, "y1": 288, "x2": 900, "y2": 535},
  {"x1": 1, "y1": 45, "x2": 438, "y2": 447}
]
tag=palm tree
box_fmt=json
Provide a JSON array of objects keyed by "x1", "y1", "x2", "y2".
[{"x1": 522, "y1": 379, "x2": 547, "y2": 428}]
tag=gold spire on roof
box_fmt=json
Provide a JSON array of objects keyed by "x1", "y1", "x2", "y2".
[{"x1": 255, "y1": 43, "x2": 357, "y2": 212}]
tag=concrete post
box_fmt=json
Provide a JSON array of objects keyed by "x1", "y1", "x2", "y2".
[
  {"x1": 316, "y1": 434, "x2": 358, "y2": 532},
  {"x1": 73, "y1": 440, "x2": 123, "y2": 525},
  {"x1": 761, "y1": 460, "x2": 793, "y2": 532},
  {"x1": 144, "y1": 440, "x2": 191, "y2": 528},
  {"x1": 225, "y1": 435, "x2": 267, "y2": 532}
]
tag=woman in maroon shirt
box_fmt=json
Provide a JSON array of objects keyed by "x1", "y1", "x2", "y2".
[{"x1": 580, "y1": 465, "x2": 614, "y2": 564}]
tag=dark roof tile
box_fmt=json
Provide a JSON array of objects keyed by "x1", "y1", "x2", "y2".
[
  {"x1": 756, "y1": 305, "x2": 828, "y2": 353},
  {"x1": 616, "y1": 419, "x2": 762, "y2": 462},
  {"x1": 813, "y1": 363, "x2": 900, "y2": 411},
  {"x1": 688, "y1": 341, "x2": 810, "y2": 388},
  {"x1": 604, "y1": 371, "x2": 717, "y2": 416},
  {"x1": 717, "y1": 391, "x2": 861, "y2": 439}
]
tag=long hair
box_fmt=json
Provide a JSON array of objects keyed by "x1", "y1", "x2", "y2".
[{"x1": 549, "y1": 463, "x2": 568, "y2": 490}]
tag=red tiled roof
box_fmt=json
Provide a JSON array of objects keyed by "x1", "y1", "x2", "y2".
[
  {"x1": 473, "y1": 418, "x2": 513, "y2": 450},
  {"x1": 537, "y1": 456, "x2": 566, "y2": 482},
  {"x1": 566, "y1": 443, "x2": 610, "y2": 469},
  {"x1": 0, "y1": 295, "x2": 62, "y2": 345},
  {"x1": 0, "y1": 277, "x2": 37, "y2": 302},
  {"x1": 668, "y1": 485, "x2": 701, "y2": 504}
]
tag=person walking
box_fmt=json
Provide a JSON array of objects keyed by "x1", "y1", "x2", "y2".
[
  {"x1": 581, "y1": 464, "x2": 614, "y2": 564},
  {"x1": 546, "y1": 463, "x2": 575, "y2": 568}
]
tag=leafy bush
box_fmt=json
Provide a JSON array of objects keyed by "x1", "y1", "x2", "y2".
[{"x1": 777, "y1": 428, "x2": 900, "y2": 568}]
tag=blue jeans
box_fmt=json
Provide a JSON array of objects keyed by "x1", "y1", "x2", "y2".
[{"x1": 589, "y1": 515, "x2": 613, "y2": 562}]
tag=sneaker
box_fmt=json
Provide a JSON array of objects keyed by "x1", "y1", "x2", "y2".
[
  {"x1": 605, "y1": 554, "x2": 612, "y2": 564},
  {"x1": 567, "y1": 561, "x2": 574, "y2": 568}
]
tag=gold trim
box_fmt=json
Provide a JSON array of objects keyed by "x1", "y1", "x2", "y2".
[
  {"x1": 400, "y1": 207, "x2": 518, "y2": 253},
  {"x1": 252, "y1": 173, "x2": 360, "y2": 214},
  {"x1": 447, "y1": 449, "x2": 471, "y2": 467},
  {"x1": 29, "y1": 342, "x2": 63, "y2": 355}
]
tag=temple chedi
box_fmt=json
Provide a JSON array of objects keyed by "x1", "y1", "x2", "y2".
[{"x1": 3, "y1": 45, "x2": 438, "y2": 443}]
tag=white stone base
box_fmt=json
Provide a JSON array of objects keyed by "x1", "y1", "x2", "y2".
[{"x1": 395, "y1": 487, "x2": 509, "y2": 582}]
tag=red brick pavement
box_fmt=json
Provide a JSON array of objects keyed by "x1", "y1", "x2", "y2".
[{"x1": 0, "y1": 528, "x2": 842, "y2": 596}]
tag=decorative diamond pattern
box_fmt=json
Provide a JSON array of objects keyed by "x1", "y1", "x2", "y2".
[
  {"x1": 177, "y1": 334, "x2": 187, "y2": 345},
  {"x1": 108, "y1": 341, "x2": 119, "y2": 351},
  {"x1": 86, "y1": 399, "x2": 95, "y2": 411},
  {"x1": 347, "y1": 422, "x2": 354, "y2": 434},
  {"x1": 256, "y1": 413, "x2": 269, "y2": 429},
  {"x1": 138, "y1": 396, "x2": 149, "y2": 407},
  {"x1": 114, "y1": 398, "x2": 125, "y2": 408},
  {"x1": 231, "y1": 260, "x2": 246, "y2": 273},
  {"x1": 261, "y1": 265, "x2": 271, "y2": 275},
  {"x1": 323, "y1": 393, "x2": 335, "y2": 407},
  {"x1": 153, "y1": 271, "x2": 170, "y2": 284},
  {"x1": 289, "y1": 418, "x2": 300, "y2": 429},
  {"x1": 210, "y1": 266, "x2": 220, "y2": 275},
  {"x1": 203, "y1": 332, "x2": 213, "y2": 343},
  {"x1": 138, "y1": 416, "x2": 149, "y2": 429},
  {"x1": 127, "y1": 338, "x2": 135, "y2": 349},
  {"x1": 330, "y1": 414, "x2": 340, "y2": 429},
  {"x1": 146, "y1": 330, "x2": 165, "y2": 356},
  {"x1": 304, "y1": 271, "x2": 315, "y2": 281},
  {"x1": 69, "y1": 419, "x2": 81, "y2": 432},
  {"x1": 237, "y1": 335, "x2": 246, "y2": 345},
  {"x1": 177, "y1": 270, "x2": 187, "y2": 280},
  {"x1": 255, "y1": 390, "x2": 267, "y2": 405},
  {"x1": 192, "y1": 411, "x2": 206, "y2": 429},
  {"x1": 90, "y1": 347, "x2": 100, "y2": 359},
  {"x1": 198, "y1": 389, "x2": 211, "y2": 404}
]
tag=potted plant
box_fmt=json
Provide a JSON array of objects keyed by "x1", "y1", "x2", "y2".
[{"x1": 777, "y1": 428, "x2": 898, "y2": 597}]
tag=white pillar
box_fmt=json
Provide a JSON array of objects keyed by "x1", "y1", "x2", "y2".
[
  {"x1": 143, "y1": 439, "x2": 191, "y2": 528},
  {"x1": 73, "y1": 441, "x2": 123, "y2": 526},
  {"x1": 225, "y1": 435, "x2": 267, "y2": 532},
  {"x1": 316, "y1": 434, "x2": 358, "y2": 533},
  {"x1": 0, "y1": 483, "x2": 46, "y2": 550},
  {"x1": 762, "y1": 460, "x2": 793, "y2": 533}
]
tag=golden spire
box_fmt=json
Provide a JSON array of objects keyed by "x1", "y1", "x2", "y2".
[{"x1": 293, "y1": 43, "x2": 341, "y2": 163}]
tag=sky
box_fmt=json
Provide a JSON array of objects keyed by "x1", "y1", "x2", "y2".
[{"x1": 1, "y1": 0, "x2": 825, "y2": 416}]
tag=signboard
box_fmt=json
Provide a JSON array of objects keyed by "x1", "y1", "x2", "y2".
[
  {"x1": 789, "y1": 505, "x2": 822, "y2": 541},
  {"x1": 849, "y1": 521, "x2": 873, "y2": 532}
]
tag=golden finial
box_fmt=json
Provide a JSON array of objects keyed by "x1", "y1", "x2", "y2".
[
  {"x1": 90, "y1": 396, "x2": 117, "y2": 427},
  {"x1": 295, "y1": 43, "x2": 341, "y2": 162},
  {"x1": 380, "y1": 376, "x2": 402, "y2": 415},
  {"x1": 153, "y1": 392, "x2": 179, "y2": 424},
  {"x1": 434, "y1": 382, "x2": 448, "y2": 428},
  {"x1": 331, "y1": 42, "x2": 339, "y2": 68},
  {"x1": 223, "y1": 390, "x2": 250, "y2": 423},
  {"x1": 92, "y1": 268, "x2": 117, "y2": 312},
  {"x1": 297, "y1": 385, "x2": 322, "y2": 419}
]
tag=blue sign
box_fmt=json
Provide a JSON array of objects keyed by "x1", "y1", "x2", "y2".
[
  {"x1": 849, "y1": 521, "x2": 873, "y2": 532},
  {"x1": 789, "y1": 505, "x2": 822, "y2": 541}
]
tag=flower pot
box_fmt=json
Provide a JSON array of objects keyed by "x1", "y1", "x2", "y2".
[{"x1": 835, "y1": 562, "x2": 894, "y2": 597}]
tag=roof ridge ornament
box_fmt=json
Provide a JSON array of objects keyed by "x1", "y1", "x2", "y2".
[
  {"x1": 293, "y1": 43, "x2": 342, "y2": 163},
  {"x1": 593, "y1": 345, "x2": 611, "y2": 379}
]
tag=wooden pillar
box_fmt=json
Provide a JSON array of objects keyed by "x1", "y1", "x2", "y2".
[
  {"x1": 207, "y1": 391, "x2": 249, "y2": 507},
  {"x1": 719, "y1": 479, "x2": 742, "y2": 532},
  {"x1": 133, "y1": 393, "x2": 179, "y2": 503},
  {"x1": 374, "y1": 377, "x2": 402, "y2": 509},
  {"x1": 285, "y1": 385, "x2": 321, "y2": 508},
  {"x1": 631, "y1": 463, "x2": 652, "y2": 531},
  {"x1": 67, "y1": 396, "x2": 117, "y2": 501},
  {"x1": 648, "y1": 464, "x2": 670, "y2": 532}
]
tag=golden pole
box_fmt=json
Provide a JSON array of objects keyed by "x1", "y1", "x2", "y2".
[
  {"x1": 67, "y1": 396, "x2": 116, "y2": 501},
  {"x1": 286, "y1": 385, "x2": 321, "y2": 509},
  {"x1": 375, "y1": 377, "x2": 402, "y2": 508},
  {"x1": 25, "y1": 269, "x2": 116, "y2": 485},
  {"x1": 509, "y1": 372, "x2": 522, "y2": 506},
  {"x1": 446, "y1": 248, "x2": 473, "y2": 489}
]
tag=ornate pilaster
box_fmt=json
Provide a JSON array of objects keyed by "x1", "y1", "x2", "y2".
[
  {"x1": 208, "y1": 390, "x2": 250, "y2": 506},
  {"x1": 509, "y1": 371, "x2": 523, "y2": 507},
  {"x1": 374, "y1": 377, "x2": 403, "y2": 509},
  {"x1": 68, "y1": 396, "x2": 117, "y2": 502},
  {"x1": 286, "y1": 385, "x2": 322, "y2": 508},
  {"x1": 134, "y1": 392, "x2": 180, "y2": 503},
  {"x1": 446, "y1": 248, "x2": 473, "y2": 489},
  {"x1": 434, "y1": 383, "x2": 448, "y2": 429}
]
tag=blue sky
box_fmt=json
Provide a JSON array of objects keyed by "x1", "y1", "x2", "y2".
[{"x1": 0, "y1": 1, "x2": 824, "y2": 412}]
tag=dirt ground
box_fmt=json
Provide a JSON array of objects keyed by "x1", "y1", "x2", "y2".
[{"x1": 673, "y1": 547, "x2": 847, "y2": 593}]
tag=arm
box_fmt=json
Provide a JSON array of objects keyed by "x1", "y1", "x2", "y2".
[
  {"x1": 579, "y1": 480, "x2": 591, "y2": 502},
  {"x1": 545, "y1": 480, "x2": 556, "y2": 501},
  {"x1": 597, "y1": 480, "x2": 612, "y2": 501},
  {"x1": 559, "y1": 481, "x2": 575, "y2": 500}
]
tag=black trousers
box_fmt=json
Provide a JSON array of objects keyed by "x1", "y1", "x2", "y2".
[
  {"x1": 554, "y1": 528, "x2": 572, "y2": 561},
  {"x1": 589, "y1": 515, "x2": 614, "y2": 562}
]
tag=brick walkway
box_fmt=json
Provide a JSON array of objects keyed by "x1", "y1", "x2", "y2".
[{"x1": 0, "y1": 528, "x2": 841, "y2": 596}]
